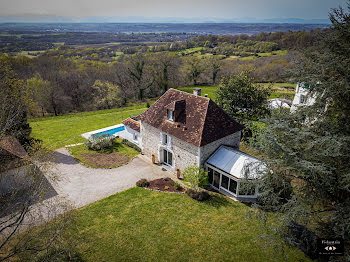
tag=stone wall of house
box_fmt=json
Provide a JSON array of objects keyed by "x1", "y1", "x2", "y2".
[
  {"x1": 141, "y1": 122, "x2": 199, "y2": 173},
  {"x1": 171, "y1": 135, "x2": 199, "y2": 172},
  {"x1": 199, "y1": 131, "x2": 241, "y2": 167},
  {"x1": 141, "y1": 122, "x2": 241, "y2": 173},
  {"x1": 140, "y1": 122, "x2": 160, "y2": 158}
]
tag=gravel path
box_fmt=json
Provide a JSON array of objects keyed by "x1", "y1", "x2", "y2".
[{"x1": 50, "y1": 147, "x2": 170, "y2": 208}]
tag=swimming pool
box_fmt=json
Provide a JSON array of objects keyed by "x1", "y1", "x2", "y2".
[
  {"x1": 92, "y1": 126, "x2": 125, "y2": 138},
  {"x1": 81, "y1": 124, "x2": 125, "y2": 140}
]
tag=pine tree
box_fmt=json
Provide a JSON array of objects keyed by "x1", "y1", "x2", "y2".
[{"x1": 250, "y1": 3, "x2": 350, "y2": 260}]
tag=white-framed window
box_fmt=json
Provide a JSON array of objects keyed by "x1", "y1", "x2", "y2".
[
  {"x1": 160, "y1": 132, "x2": 172, "y2": 148},
  {"x1": 133, "y1": 133, "x2": 138, "y2": 141},
  {"x1": 167, "y1": 110, "x2": 174, "y2": 122},
  {"x1": 162, "y1": 149, "x2": 173, "y2": 167},
  {"x1": 300, "y1": 95, "x2": 306, "y2": 104}
]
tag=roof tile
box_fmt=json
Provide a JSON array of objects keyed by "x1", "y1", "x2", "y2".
[{"x1": 139, "y1": 89, "x2": 244, "y2": 147}]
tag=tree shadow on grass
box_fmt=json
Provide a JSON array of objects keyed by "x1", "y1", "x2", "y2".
[
  {"x1": 203, "y1": 193, "x2": 235, "y2": 209},
  {"x1": 34, "y1": 248, "x2": 85, "y2": 262}
]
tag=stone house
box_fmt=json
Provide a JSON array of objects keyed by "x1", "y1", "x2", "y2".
[
  {"x1": 123, "y1": 88, "x2": 244, "y2": 172},
  {"x1": 121, "y1": 88, "x2": 264, "y2": 200}
]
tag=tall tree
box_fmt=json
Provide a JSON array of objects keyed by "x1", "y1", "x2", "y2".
[
  {"x1": 0, "y1": 58, "x2": 31, "y2": 144},
  {"x1": 26, "y1": 73, "x2": 52, "y2": 117},
  {"x1": 126, "y1": 53, "x2": 154, "y2": 101},
  {"x1": 92, "y1": 80, "x2": 122, "y2": 109},
  {"x1": 206, "y1": 56, "x2": 222, "y2": 85},
  {"x1": 183, "y1": 56, "x2": 205, "y2": 85},
  {"x1": 216, "y1": 71, "x2": 271, "y2": 121},
  {"x1": 149, "y1": 53, "x2": 179, "y2": 95},
  {"x1": 250, "y1": 3, "x2": 350, "y2": 260}
]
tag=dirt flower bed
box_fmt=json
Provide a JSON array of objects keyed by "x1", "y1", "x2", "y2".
[
  {"x1": 148, "y1": 177, "x2": 185, "y2": 193},
  {"x1": 80, "y1": 152, "x2": 130, "y2": 168}
]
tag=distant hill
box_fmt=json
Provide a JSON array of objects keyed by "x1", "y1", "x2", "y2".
[
  {"x1": 0, "y1": 15, "x2": 331, "y2": 25},
  {"x1": 0, "y1": 22, "x2": 329, "y2": 35}
]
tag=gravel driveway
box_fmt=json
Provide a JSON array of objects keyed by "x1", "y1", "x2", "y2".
[{"x1": 50, "y1": 147, "x2": 170, "y2": 208}]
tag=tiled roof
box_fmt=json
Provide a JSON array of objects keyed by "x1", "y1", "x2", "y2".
[
  {"x1": 139, "y1": 89, "x2": 244, "y2": 147},
  {"x1": 0, "y1": 136, "x2": 30, "y2": 161},
  {"x1": 122, "y1": 118, "x2": 141, "y2": 132}
]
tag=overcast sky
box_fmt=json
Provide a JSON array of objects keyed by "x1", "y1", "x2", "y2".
[{"x1": 0, "y1": 0, "x2": 347, "y2": 20}]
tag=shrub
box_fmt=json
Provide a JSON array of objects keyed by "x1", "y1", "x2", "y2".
[
  {"x1": 174, "y1": 183, "x2": 181, "y2": 190},
  {"x1": 186, "y1": 188, "x2": 210, "y2": 201},
  {"x1": 121, "y1": 139, "x2": 141, "y2": 152},
  {"x1": 183, "y1": 165, "x2": 208, "y2": 192},
  {"x1": 84, "y1": 134, "x2": 113, "y2": 151},
  {"x1": 136, "y1": 179, "x2": 149, "y2": 187}
]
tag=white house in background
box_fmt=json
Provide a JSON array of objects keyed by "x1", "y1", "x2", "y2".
[
  {"x1": 268, "y1": 98, "x2": 291, "y2": 109},
  {"x1": 121, "y1": 88, "x2": 263, "y2": 201},
  {"x1": 291, "y1": 83, "x2": 316, "y2": 112}
]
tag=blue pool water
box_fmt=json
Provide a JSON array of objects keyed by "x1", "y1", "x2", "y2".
[{"x1": 92, "y1": 126, "x2": 125, "y2": 139}]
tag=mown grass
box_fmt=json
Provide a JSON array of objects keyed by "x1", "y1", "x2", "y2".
[
  {"x1": 177, "y1": 83, "x2": 296, "y2": 101},
  {"x1": 22, "y1": 188, "x2": 308, "y2": 262},
  {"x1": 68, "y1": 138, "x2": 139, "y2": 168},
  {"x1": 177, "y1": 85, "x2": 219, "y2": 100},
  {"x1": 29, "y1": 105, "x2": 147, "y2": 150}
]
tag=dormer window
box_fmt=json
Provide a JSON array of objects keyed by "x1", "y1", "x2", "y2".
[{"x1": 167, "y1": 110, "x2": 174, "y2": 122}]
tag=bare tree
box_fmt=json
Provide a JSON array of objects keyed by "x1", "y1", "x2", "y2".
[
  {"x1": 0, "y1": 141, "x2": 73, "y2": 261},
  {"x1": 126, "y1": 53, "x2": 154, "y2": 101},
  {"x1": 149, "y1": 53, "x2": 180, "y2": 95}
]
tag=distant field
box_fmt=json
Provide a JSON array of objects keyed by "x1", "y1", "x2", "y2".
[
  {"x1": 29, "y1": 105, "x2": 147, "y2": 149},
  {"x1": 178, "y1": 83, "x2": 296, "y2": 100},
  {"x1": 179, "y1": 47, "x2": 205, "y2": 55},
  {"x1": 225, "y1": 50, "x2": 288, "y2": 61},
  {"x1": 112, "y1": 51, "x2": 124, "y2": 60},
  {"x1": 15, "y1": 50, "x2": 47, "y2": 58}
]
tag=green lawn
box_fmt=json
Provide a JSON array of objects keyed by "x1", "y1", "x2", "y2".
[
  {"x1": 28, "y1": 188, "x2": 308, "y2": 261},
  {"x1": 177, "y1": 83, "x2": 296, "y2": 101},
  {"x1": 68, "y1": 138, "x2": 139, "y2": 168},
  {"x1": 29, "y1": 105, "x2": 147, "y2": 150},
  {"x1": 178, "y1": 85, "x2": 219, "y2": 100}
]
